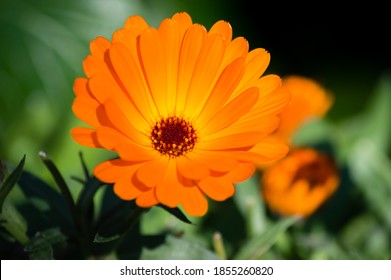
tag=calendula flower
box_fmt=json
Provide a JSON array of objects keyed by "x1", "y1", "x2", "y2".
[
  {"x1": 71, "y1": 12, "x2": 290, "y2": 216},
  {"x1": 261, "y1": 148, "x2": 340, "y2": 217},
  {"x1": 273, "y1": 75, "x2": 334, "y2": 142}
]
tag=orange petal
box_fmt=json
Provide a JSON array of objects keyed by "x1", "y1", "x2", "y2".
[
  {"x1": 176, "y1": 156, "x2": 210, "y2": 180},
  {"x1": 226, "y1": 163, "x2": 255, "y2": 183},
  {"x1": 196, "y1": 57, "x2": 246, "y2": 125},
  {"x1": 72, "y1": 96, "x2": 100, "y2": 127},
  {"x1": 209, "y1": 20, "x2": 232, "y2": 44},
  {"x1": 188, "y1": 151, "x2": 238, "y2": 173},
  {"x1": 139, "y1": 27, "x2": 168, "y2": 115},
  {"x1": 108, "y1": 42, "x2": 157, "y2": 120},
  {"x1": 245, "y1": 87, "x2": 290, "y2": 120},
  {"x1": 70, "y1": 127, "x2": 101, "y2": 148},
  {"x1": 124, "y1": 15, "x2": 149, "y2": 37},
  {"x1": 198, "y1": 176, "x2": 235, "y2": 201},
  {"x1": 235, "y1": 48, "x2": 270, "y2": 94},
  {"x1": 136, "y1": 157, "x2": 169, "y2": 187},
  {"x1": 95, "y1": 126, "x2": 135, "y2": 150},
  {"x1": 155, "y1": 160, "x2": 181, "y2": 208},
  {"x1": 115, "y1": 142, "x2": 156, "y2": 162},
  {"x1": 222, "y1": 37, "x2": 249, "y2": 68},
  {"x1": 89, "y1": 36, "x2": 111, "y2": 59},
  {"x1": 82, "y1": 55, "x2": 108, "y2": 78},
  {"x1": 171, "y1": 12, "x2": 193, "y2": 37},
  {"x1": 184, "y1": 33, "x2": 225, "y2": 116},
  {"x1": 250, "y1": 139, "x2": 289, "y2": 162},
  {"x1": 113, "y1": 171, "x2": 149, "y2": 201},
  {"x1": 93, "y1": 159, "x2": 132, "y2": 183},
  {"x1": 103, "y1": 98, "x2": 148, "y2": 145},
  {"x1": 205, "y1": 115, "x2": 278, "y2": 141},
  {"x1": 158, "y1": 18, "x2": 181, "y2": 114},
  {"x1": 180, "y1": 186, "x2": 208, "y2": 217},
  {"x1": 200, "y1": 87, "x2": 259, "y2": 136},
  {"x1": 197, "y1": 131, "x2": 265, "y2": 150},
  {"x1": 176, "y1": 24, "x2": 207, "y2": 113},
  {"x1": 112, "y1": 28, "x2": 134, "y2": 50},
  {"x1": 136, "y1": 188, "x2": 159, "y2": 208},
  {"x1": 73, "y1": 78, "x2": 93, "y2": 98}
]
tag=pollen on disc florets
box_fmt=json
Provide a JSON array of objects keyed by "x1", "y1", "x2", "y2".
[{"x1": 151, "y1": 116, "x2": 198, "y2": 158}]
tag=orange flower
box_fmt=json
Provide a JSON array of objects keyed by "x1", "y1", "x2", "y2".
[
  {"x1": 273, "y1": 75, "x2": 334, "y2": 142},
  {"x1": 261, "y1": 148, "x2": 339, "y2": 217},
  {"x1": 71, "y1": 12, "x2": 290, "y2": 216}
]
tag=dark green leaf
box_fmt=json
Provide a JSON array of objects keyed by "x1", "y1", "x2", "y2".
[
  {"x1": 18, "y1": 170, "x2": 72, "y2": 228},
  {"x1": 76, "y1": 176, "x2": 103, "y2": 223},
  {"x1": 141, "y1": 235, "x2": 220, "y2": 260},
  {"x1": 0, "y1": 155, "x2": 25, "y2": 212},
  {"x1": 157, "y1": 204, "x2": 193, "y2": 225},
  {"x1": 0, "y1": 199, "x2": 29, "y2": 245},
  {"x1": 94, "y1": 202, "x2": 146, "y2": 243},
  {"x1": 25, "y1": 228, "x2": 67, "y2": 260}
]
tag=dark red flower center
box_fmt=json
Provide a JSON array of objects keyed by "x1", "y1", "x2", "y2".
[
  {"x1": 151, "y1": 116, "x2": 198, "y2": 158},
  {"x1": 292, "y1": 155, "x2": 336, "y2": 189}
]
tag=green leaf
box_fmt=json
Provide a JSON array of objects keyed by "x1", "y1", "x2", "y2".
[
  {"x1": 233, "y1": 173, "x2": 266, "y2": 238},
  {"x1": 18, "y1": 170, "x2": 72, "y2": 228},
  {"x1": 234, "y1": 216, "x2": 300, "y2": 260},
  {"x1": 0, "y1": 199, "x2": 29, "y2": 245},
  {"x1": 0, "y1": 155, "x2": 25, "y2": 212},
  {"x1": 157, "y1": 205, "x2": 193, "y2": 225},
  {"x1": 141, "y1": 235, "x2": 220, "y2": 260},
  {"x1": 334, "y1": 73, "x2": 391, "y2": 163},
  {"x1": 348, "y1": 139, "x2": 391, "y2": 229},
  {"x1": 94, "y1": 202, "x2": 146, "y2": 243},
  {"x1": 25, "y1": 228, "x2": 67, "y2": 260},
  {"x1": 76, "y1": 176, "x2": 103, "y2": 224}
]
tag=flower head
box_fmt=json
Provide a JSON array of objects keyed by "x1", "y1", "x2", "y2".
[
  {"x1": 273, "y1": 75, "x2": 334, "y2": 142},
  {"x1": 71, "y1": 12, "x2": 290, "y2": 216},
  {"x1": 261, "y1": 148, "x2": 340, "y2": 217}
]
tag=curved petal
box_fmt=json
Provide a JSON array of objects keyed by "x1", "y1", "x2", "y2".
[
  {"x1": 180, "y1": 186, "x2": 208, "y2": 217},
  {"x1": 136, "y1": 189, "x2": 159, "y2": 208},
  {"x1": 197, "y1": 131, "x2": 265, "y2": 151},
  {"x1": 72, "y1": 96, "x2": 101, "y2": 128},
  {"x1": 124, "y1": 15, "x2": 149, "y2": 37},
  {"x1": 200, "y1": 87, "x2": 259, "y2": 136},
  {"x1": 158, "y1": 18, "x2": 181, "y2": 114},
  {"x1": 198, "y1": 176, "x2": 235, "y2": 201},
  {"x1": 108, "y1": 42, "x2": 158, "y2": 121},
  {"x1": 184, "y1": 33, "x2": 225, "y2": 117},
  {"x1": 155, "y1": 160, "x2": 182, "y2": 207},
  {"x1": 176, "y1": 155, "x2": 210, "y2": 180},
  {"x1": 70, "y1": 127, "x2": 101, "y2": 148},
  {"x1": 89, "y1": 36, "x2": 111, "y2": 59},
  {"x1": 136, "y1": 157, "x2": 169, "y2": 187},
  {"x1": 176, "y1": 24, "x2": 207, "y2": 113},
  {"x1": 139, "y1": 27, "x2": 168, "y2": 115},
  {"x1": 93, "y1": 159, "x2": 132, "y2": 183},
  {"x1": 196, "y1": 57, "x2": 246, "y2": 125},
  {"x1": 103, "y1": 98, "x2": 148, "y2": 145},
  {"x1": 208, "y1": 20, "x2": 232, "y2": 44},
  {"x1": 234, "y1": 48, "x2": 270, "y2": 95}
]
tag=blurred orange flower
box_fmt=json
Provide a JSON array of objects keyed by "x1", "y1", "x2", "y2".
[
  {"x1": 261, "y1": 148, "x2": 339, "y2": 217},
  {"x1": 273, "y1": 75, "x2": 334, "y2": 142},
  {"x1": 71, "y1": 12, "x2": 290, "y2": 216}
]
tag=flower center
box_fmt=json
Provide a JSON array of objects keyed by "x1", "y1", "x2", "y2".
[
  {"x1": 292, "y1": 156, "x2": 336, "y2": 189},
  {"x1": 151, "y1": 116, "x2": 198, "y2": 158}
]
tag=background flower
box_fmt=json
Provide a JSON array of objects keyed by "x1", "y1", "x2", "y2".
[{"x1": 261, "y1": 148, "x2": 340, "y2": 217}]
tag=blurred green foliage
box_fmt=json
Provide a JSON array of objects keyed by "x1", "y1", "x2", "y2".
[{"x1": 1, "y1": 0, "x2": 390, "y2": 260}]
